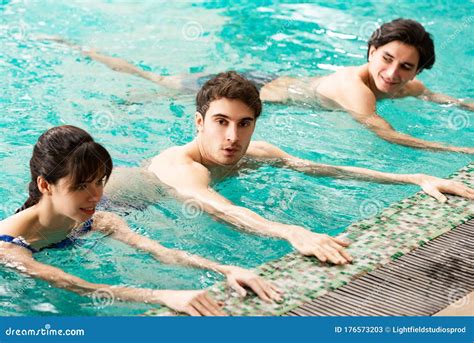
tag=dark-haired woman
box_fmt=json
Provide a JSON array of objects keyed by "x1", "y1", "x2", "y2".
[{"x1": 0, "y1": 126, "x2": 280, "y2": 316}]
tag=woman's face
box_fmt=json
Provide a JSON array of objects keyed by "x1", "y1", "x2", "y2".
[{"x1": 49, "y1": 175, "x2": 105, "y2": 222}]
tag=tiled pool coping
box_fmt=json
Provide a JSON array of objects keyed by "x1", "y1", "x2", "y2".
[{"x1": 144, "y1": 163, "x2": 474, "y2": 316}]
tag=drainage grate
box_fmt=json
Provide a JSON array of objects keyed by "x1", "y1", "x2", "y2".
[{"x1": 287, "y1": 219, "x2": 474, "y2": 316}]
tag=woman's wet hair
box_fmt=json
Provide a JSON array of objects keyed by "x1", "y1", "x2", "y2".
[
  {"x1": 16, "y1": 125, "x2": 113, "y2": 212},
  {"x1": 367, "y1": 18, "x2": 435, "y2": 73},
  {"x1": 196, "y1": 71, "x2": 262, "y2": 119}
]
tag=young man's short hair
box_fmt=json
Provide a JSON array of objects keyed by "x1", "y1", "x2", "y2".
[
  {"x1": 367, "y1": 18, "x2": 435, "y2": 73},
  {"x1": 196, "y1": 71, "x2": 262, "y2": 118}
]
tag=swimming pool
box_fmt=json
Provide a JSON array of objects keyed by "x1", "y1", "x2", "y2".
[{"x1": 0, "y1": 0, "x2": 472, "y2": 315}]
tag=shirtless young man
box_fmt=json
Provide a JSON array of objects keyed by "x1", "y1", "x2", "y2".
[
  {"x1": 108, "y1": 71, "x2": 474, "y2": 266},
  {"x1": 259, "y1": 18, "x2": 473, "y2": 153},
  {"x1": 46, "y1": 18, "x2": 473, "y2": 153}
]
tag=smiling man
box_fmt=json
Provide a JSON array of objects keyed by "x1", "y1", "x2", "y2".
[
  {"x1": 259, "y1": 18, "x2": 473, "y2": 153},
  {"x1": 110, "y1": 71, "x2": 474, "y2": 267}
]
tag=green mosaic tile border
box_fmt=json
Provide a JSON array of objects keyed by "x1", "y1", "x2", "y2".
[{"x1": 144, "y1": 163, "x2": 474, "y2": 316}]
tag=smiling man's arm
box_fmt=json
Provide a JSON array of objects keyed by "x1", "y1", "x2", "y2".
[
  {"x1": 152, "y1": 159, "x2": 352, "y2": 265},
  {"x1": 338, "y1": 84, "x2": 473, "y2": 154},
  {"x1": 406, "y1": 79, "x2": 474, "y2": 111}
]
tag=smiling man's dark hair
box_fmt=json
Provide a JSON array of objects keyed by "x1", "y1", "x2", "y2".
[{"x1": 367, "y1": 18, "x2": 435, "y2": 73}]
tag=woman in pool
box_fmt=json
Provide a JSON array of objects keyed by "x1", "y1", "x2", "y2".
[{"x1": 0, "y1": 125, "x2": 281, "y2": 316}]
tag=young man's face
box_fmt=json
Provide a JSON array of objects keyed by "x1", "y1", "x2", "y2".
[
  {"x1": 368, "y1": 40, "x2": 420, "y2": 94},
  {"x1": 195, "y1": 98, "x2": 256, "y2": 166}
]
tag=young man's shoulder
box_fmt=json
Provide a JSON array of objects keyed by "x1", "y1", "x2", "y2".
[
  {"x1": 316, "y1": 66, "x2": 375, "y2": 112},
  {"x1": 318, "y1": 66, "x2": 369, "y2": 93},
  {"x1": 149, "y1": 143, "x2": 205, "y2": 175},
  {"x1": 247, "y1": 141, "x2": 290, "y2": 159},
  {"x1": 152, "y1": 145, "x2": 191, "y2": 163},
  {"x1": 148, "y1": 144, "x2": 211, "y2": 188}
]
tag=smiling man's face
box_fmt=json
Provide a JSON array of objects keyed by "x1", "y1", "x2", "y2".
[
  {"x1": 368, "y1": 40, "x2": 420, "y2": 94},
  {"x1": 195, "y1": 97, "x2": 256, "y2": 166}
]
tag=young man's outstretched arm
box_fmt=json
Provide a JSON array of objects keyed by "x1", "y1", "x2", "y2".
[
  {"x1": 246, "y1": 141, "x2": 474, "y2": 202},
  {"x1": 151, "y1": 159, "x2": 353, "y2": 265}
]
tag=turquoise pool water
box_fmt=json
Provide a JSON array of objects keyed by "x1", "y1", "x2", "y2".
[{"x1": 1, "y1": 0, "x2": 472, "y2": 315}]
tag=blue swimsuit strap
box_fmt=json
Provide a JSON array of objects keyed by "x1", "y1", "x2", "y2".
[
  {"x1": 0, "y1": 235, "x2": 38, "y2": 253},
  {"x1": 0, "y1": 219, "x2": 94, "y2": 253}
]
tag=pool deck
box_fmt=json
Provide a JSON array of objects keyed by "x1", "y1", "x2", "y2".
[
  {"x1": 144, "y1": 162, "x2": 474, "y2": 316},
  {"x1": 287, "y1": 218, "x2": 473, "y2": 316}
]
